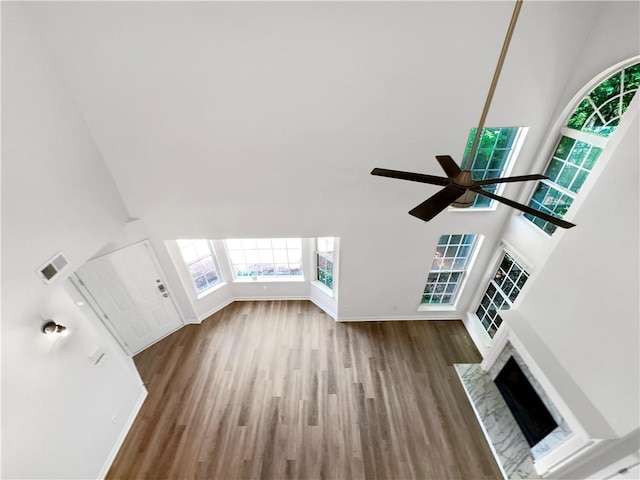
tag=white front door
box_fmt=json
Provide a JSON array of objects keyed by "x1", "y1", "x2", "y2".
[{"x1": 76, "y1": 241, "x2": 183, "y2": 354}]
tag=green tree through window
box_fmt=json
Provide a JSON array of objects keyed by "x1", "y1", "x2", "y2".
[
  {"x1": 462, "y1": 127, "x2": 523, "y2": 207},
  {"x1": 526, "y1": 61, "x2": 639, "y2": 235},
  {"x1": 567, "y1": 63, "x2": 640, "y2": 137},
  {"x1": 316, "y1": 237, "x2": 334, "y2": 289}
]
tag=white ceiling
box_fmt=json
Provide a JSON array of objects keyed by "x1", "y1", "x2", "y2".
[
  {"x1": 17, "y1": 1, "x2": 629, "y2": 320},
  {"x1": 23, "y1": 1, "x2": 604, "y2": 240}
]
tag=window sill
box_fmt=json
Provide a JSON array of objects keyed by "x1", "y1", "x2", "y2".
[
  {"x1": 311, "y1": 280, "x2": 334, "y2": 298},
  {"x1": 232, "y1": 276, "x2": 305, "y2": 283},
  {"x1": 447, "y1": 205, "x2": 498, "y2": 213},
  {"x1": 513, "y1": 214, "x2": 556, "y2": 239},
  {"x1": 417, "y1": 304, "x2": 457, "y2": 312},
  {"x1": 195, "y1": 281, "x2": 226, "y2": 300}
]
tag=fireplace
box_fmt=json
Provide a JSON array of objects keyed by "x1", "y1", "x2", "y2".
[
  {"x1": 494, "y1": 356, "x2": 558, "y2": 448},
  {"x1": 454, "y1": 312, "x2": 592, "y2": 479},
  {"x1": 487, "y1": 341, "x2": 572, "y2": 463}
]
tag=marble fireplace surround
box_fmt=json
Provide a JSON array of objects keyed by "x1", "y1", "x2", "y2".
[{"x1": 458, "y1": 311, "x2": 600, "y2": 478}]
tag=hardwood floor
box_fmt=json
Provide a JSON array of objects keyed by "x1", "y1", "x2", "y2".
[{"x1": 107, "y1": 300, "x2": 501, "y2": 479}]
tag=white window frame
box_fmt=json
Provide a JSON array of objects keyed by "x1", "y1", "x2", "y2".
[
  {"x1": 474, "y1": 250, "x2": 531, "y2": 338},
  {"x1": 176, "y1": 239, "x2": 223, "y2": 297},
  {"x1": 418, "y1": 234, "x2": 481, "y2": 310},
  {"x1": 524, "y1": 59, "x2": 639, "y2": 235},
  {"x1": 314, "y1": 237, "x2": 335, "y2": 293},
  {"x1": 450, "y1": 126, "x2": 528, "y2": 211},
  {"x1": 525, "y1": 127, "x2": 607, "y2": 235},
  {"x1": 224, "y1": 238, "x2": 304, "y2": 282}
]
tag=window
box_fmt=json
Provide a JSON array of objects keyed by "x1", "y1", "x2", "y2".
[
  {"x1": 225, "y1": 238, "x2": 303, "y2": 279},
  {"x1": 476, "y1": 253, "x2": 529, "y2": 338},
  {"x1": 525, "y1": 62, "x2": 639, "y2": 235},
  {"x1": 461, "y1": 127, "x2": 524, "y2": 207},
  {"x1": 525, "y1": 138, "x2": 602, "y2": 234},
  {"x1": 421, "y1": 234, "x2": 478, "y2": 305},
  {"x1": 177, "y1": 239, "x2": 221, "y2": 293},
  {"x1": 567, "y1": 63, "x2": 640, "y2": 137},
  {"x1": 316, "y1": 237, "x2": 334, "y2": 289}
]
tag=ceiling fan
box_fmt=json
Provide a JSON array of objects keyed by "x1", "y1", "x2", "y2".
[{"x1": 371, "y1": 0, "x2": 575, "y2": 230}]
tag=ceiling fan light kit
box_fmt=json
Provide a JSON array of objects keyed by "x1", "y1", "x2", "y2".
[{"x1": 371, "y1": 0, "x2": 575, "y2": 230}]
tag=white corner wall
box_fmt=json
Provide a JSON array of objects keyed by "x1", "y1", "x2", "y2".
[
  {"x1": 2, "y1": 4, "x2": 146, "y2": 478},
  {"x1": 515, "y1": 108, "x2": 639, "y2": 439}
]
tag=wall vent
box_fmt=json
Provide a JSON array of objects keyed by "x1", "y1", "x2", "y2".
[{"x1": 37, "y1": 252, "x2": 69, "y2": 283}]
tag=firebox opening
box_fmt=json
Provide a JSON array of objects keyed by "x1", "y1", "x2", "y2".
[{"x1": 494, "y1": 356, "x2": 558, "y2": 447}]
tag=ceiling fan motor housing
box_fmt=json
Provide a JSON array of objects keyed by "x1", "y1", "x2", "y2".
[
  {"x1": 451, "y1": 190, "x2": 477, "y2": 208},
  {"x1": 452, "y1": 171, "x2": 476, "y2": 208}
]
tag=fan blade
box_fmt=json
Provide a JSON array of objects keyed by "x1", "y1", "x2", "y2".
[
  {"x1": 436, "y1": 155, "x2": 462, "y2": 178},
  {"x1": 470, "y1": 187, "x2": 576, "y2": 229},
  {"x1": 409, "y1": 186, "x2": 466, "y2": 222},
  {"x1": 476, "y1": 174, "x2": 548, "y2": 186},
  {"x1": 371, "y1": 168, "x2": 449, "y2": 186}
]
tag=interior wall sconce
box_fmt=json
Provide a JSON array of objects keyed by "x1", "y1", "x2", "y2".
[{"x1": 42, "y1": 320, "x2": 68, "y2": 336}]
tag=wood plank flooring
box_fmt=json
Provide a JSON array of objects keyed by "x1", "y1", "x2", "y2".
[{"x1": 107, "y1": 300, "x2": 501, "y2": 479}]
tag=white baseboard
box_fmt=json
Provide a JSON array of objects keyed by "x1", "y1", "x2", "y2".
[
  {"x1": 197, "y1": 297, "x2": 237, "y2": 323},
  {"x1": 337, "y1": 312, "x2": 461, "y2": 322},
  {"x1": 196, "y1": 296, "x2": 328, "y2": 323},
  {"x1": 232, "y1": 295, "x2": 310, "y2": 302},
  {"x1": 197, "y1": 298, "x2": 463, "y2": 325},
  {"x1": 309, "y1": 297, "x2": 337, "y2": 320},
  {"x1": 97, "y1": 387, "x2": 148, "y2": 479},
  {"x1": 195, "y1": 299, "x2": 464, "y2": 324}
]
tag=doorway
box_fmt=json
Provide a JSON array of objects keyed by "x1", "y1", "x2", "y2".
[{"x1": 75, "y1": 240, "x2": 183, "y2": 355}]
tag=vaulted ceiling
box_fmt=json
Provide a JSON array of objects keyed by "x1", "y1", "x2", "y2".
[
  {"x1": 18, "y1": 1, "x2": 634, "y2": 321},
  {"x1": 24, "y1": 1, "x2": 603, "y2": 240}
]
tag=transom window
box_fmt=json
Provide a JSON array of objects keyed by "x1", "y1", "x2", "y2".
[
  {"x1": 177, "y1": 239, "x2": 221, "y2": 293},
  {"x1": 476, "y1": 253, "x2": 529, "y2": 338},
  {"x1": 225, "y1": 238, "x2": 302, "y2": 279},
  {"x1": 421, "y1": 234, "x2": 478, "y2": 305},
  {"x1": 567, "y1": 63, "x2": 640, "y2": 137},
  {"x1": 526, "y1": 62, "x2": 639, "y2": 235},
  {"x1": 316, "y1": 237, "x2": 334, "y2": 289},
  {"x1": 462, "y1": 127, "x2": 524, "y2": 208}
]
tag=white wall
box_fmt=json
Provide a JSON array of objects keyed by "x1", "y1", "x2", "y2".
[
  {"x1": 2, "y1": 4, "x2": 146, "y2": 478},
  {"x1": 515, "y1": 108, "x2": 639, "y2": 439}
]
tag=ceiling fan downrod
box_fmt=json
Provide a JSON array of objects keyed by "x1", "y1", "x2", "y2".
[{"x1": 462, "y1": 0, "x2": 524, "y2": 174}]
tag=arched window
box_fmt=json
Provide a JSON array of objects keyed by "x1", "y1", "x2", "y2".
[{"x1": 525, "y1": 61, "x2": 640, "y2": 235}]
